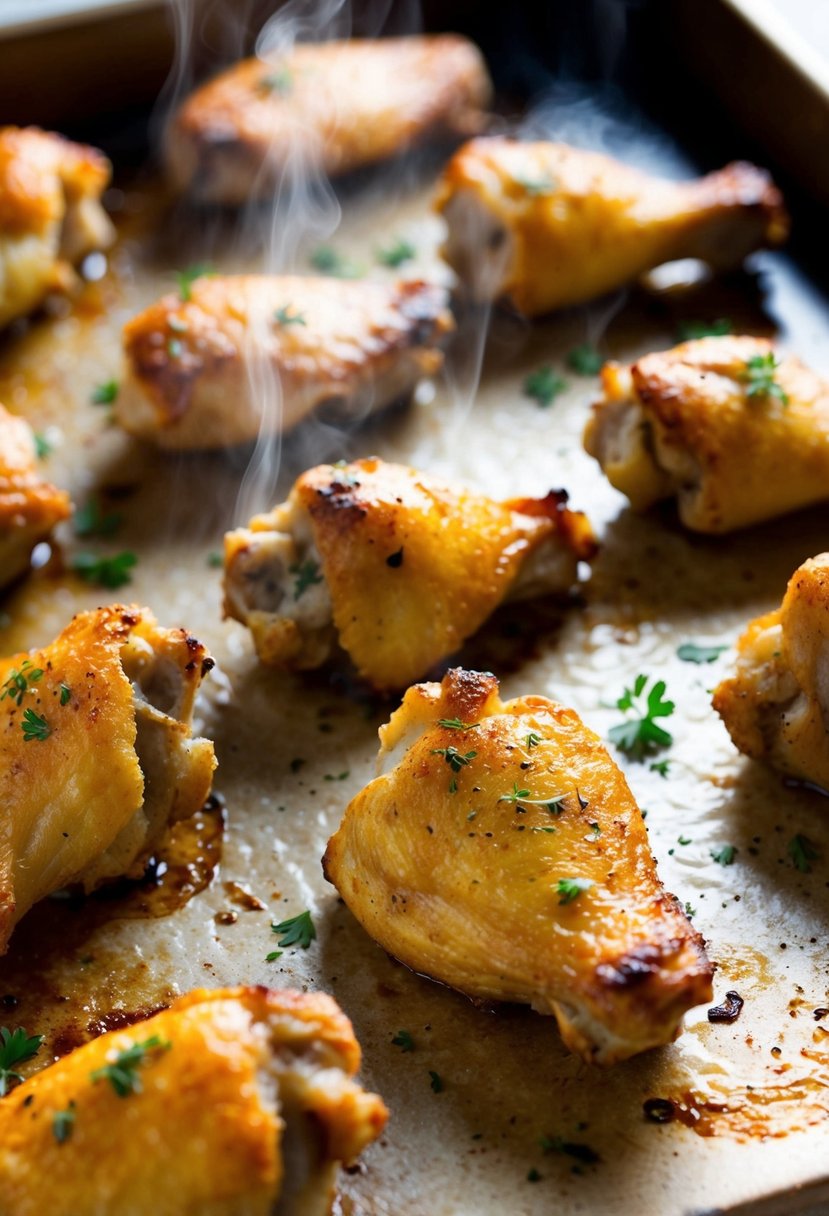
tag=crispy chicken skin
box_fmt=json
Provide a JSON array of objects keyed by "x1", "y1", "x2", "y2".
[
  {"x1": 165, "y1": 36, "x2": 491, "y2": 204},
  {"x1": 0, "y1": 604, "x2": 216, "y2": 953},
  {"x1": 584, "y1": 335, "x2": 829, "y2": 533},
  {"x1": 323, "y1": 669, "x2": 712, "y2": 1064},
  {"x1": 0, "y1": 403, "x2": 71, "y2": 587},
  {"x1": 118, "y1": 275, "x2": 453, "y2": 450},
  {"x1": 0, "y1": 985, "x2": 388, "y2": 1216},
  {"x1": 223, "y1": 457, "x2": 596, "y2": 692},
  {"x1": 713, "y1": 555, "x2": 829, "y2": 790},
  {"x1": 0, "y1": 126, "x2": 114, "y2": 328},
  {"x1": 436, "y1": 137, "x2": 788, "y2": 316}
]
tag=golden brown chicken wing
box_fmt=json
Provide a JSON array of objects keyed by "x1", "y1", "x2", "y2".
[
  {"x1": 0, "y1": 126, "x2": 114, "y2": 328},
  {"x1": 0, "y1": 985, "x2": 388, "y2": 1216},
  {"x1": 0, "y1": 404, "x2": 71, "y2": 588},
  {"x1": 0, "y1": 604, "x2": 216, "y2": 954},
  {"x1": 118, "y1": 275, "x2": 453, "y2": 450},
  {"x1": 223, "y1": 457, "x2": 596, "y2": 692},
  {"x1": 584, "y1": 335, "x2": 829, "y2": 533},
  {"x1": 713, "y1": 554, "x2": 829, "y2": 790},
  {"x1": 165, "y1": 35, "x2": 491, "y2": 204},
  {"x1": 323, "y1": 668, "x2": 712, "y2": 1064},
  {"x1": 436, "y1": 137, "x2": 787, "y2": 316}
]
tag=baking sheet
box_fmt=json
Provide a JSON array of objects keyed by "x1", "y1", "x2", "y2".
[{"x1": 1, "y1": 149, "x2": 829, "y2": 1215}]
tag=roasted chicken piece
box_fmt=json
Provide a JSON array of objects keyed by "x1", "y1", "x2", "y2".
[
  {"x1": 323, "y1": 669, "x2": 712, "y2": 1064},
  {"x1": 0, "y1": 403, "x2": 71, "y2": 588},
  {"x1": 0, "y1": 126, "x2": 114, "y2": 328},
  {"x1": 713, "y1": 554, "x2": 829, "y2": 790},
  {"x1": 223, "y1": 457, "x2": 596, "y2": 692},
  {"x1": 0, "y1": 604, "x2": 216, "y2": 953},
  {"x1": 584, "y1": 335, "x2": 829, "y2": 533},
  {"x1": 118, "y1": 275, "x2": 452, "y2": 450},
  {"x1": 165, "y1": 35, "x2": 491, "y2": 204},
  {"x1": 436, "y1": 137, "x2": 788, "y2": 316},
  {"x1": 0, "y1": 985, "x2": 388, "y2": 1216}
]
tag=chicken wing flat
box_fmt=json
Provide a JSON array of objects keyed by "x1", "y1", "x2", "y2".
[
  {"x1": 713, "y1": 554, "x2": 829, "y2": 790},
  {"x1": 0, "y1": 126, "x2": 114, "y2": 328},
  {"x1": 118, "y1": 275, "x2": 453, "y2": 450},
  {"x1": 0, "y1": 404, "x2": 71, "y2": 588},
  {"x1": 165, "y1": 35, "x2": 492, "y2": 204},
  {"x1": 0, "y1": 604, "x2": 216, "y2": 953},
  {"x1": 224, "y1": 457, "x2": 596, "y2": 692},
  {"x1": 584, "y1": 336, "x2": 829, "y2": 533},
  {"x1": 323, "y1": 668, "x2": 712, "y2": 1064},
  {"x1": 0, "y1": 985, "x2": 388, "y2": 1216},
  {"x1": 436, "y1": 137, "x2": 788, "y2": 316}
]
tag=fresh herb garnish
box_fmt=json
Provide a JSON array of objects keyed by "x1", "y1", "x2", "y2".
[
  {"x1": 273, "y1": 305, "x2": 307, "y2": 326},
  {"x1": 677, "y1": 318, "x2": 732, "y2": 341},
  {"x1": 525, "y1": 732, "x2": 542, "y2": 749},
  {"x1": 437, "y1": 717, "x2": 479, "y2": 731},
  {"x1": 324, "y1": 771, "x2": 349, "y2": 781},
  {"x1": 33, "y1": 431, "x2": 52, "y2": 459},
  {"x1": 59, "y1": 683, "x2": 71, "y2": 706},
  {"x1": 52, "y1": 1104, "x2": 76, "y2": 1144},
  {"x1": 392, "y1": 1030, "x2": 415, "y2": 1052},
  {"x1": 677, "y1": 835, "x2": 692, "y2": 846},
  {"x1": 677, "y1": 642, "x2": 727, "y2": 664},
  {"x1": 265, "y1": 950, "x2": 283, "y2": 962},
  {"x1": 788, "y1": 834, "x2": 820, "y2": 873},
  {"x1": 649, "y1": 760, "x2": 670, "y2": 777},
  {"x1": 498, "y1": 782, "x2": 566, "y2": 814},
  {"x1": 73, "y1": 498, "x2": 122, "y2": 539},
  {"x1": 72, "y1": 551, "x2": 137, "y2": 589},
  {"x1": 271, "y1": 910, "x2": 316, "y2": 950},
  {"x1": 523, "y1": 366, "x2": 566, "y2": 408},
  {"x1": 0, "y1": 659, "x2": 43, "y2": 706},
  {"x1": 710, "y1": 844, "x2": 737, "y2": 866},
  {"x1": 608, "y1": 674, "x2": 674, "y2": 761},
  {"x1": 21, "y1": 708, "x2": 50, "y2": 742},
  {"x1": 207, "y1": 551, "x2": 223, "y2": 568},
  {"x1": 377, "y1": 237, "x2": 416, "y2": 267},
  {"x1": 742, "y1": 352, "x2": 789, "y2": 405},
  {"x1": 566, "y1": 344, "x2": 603, "y2": 375},
  {"x1": 0, "y1": 1027, "x2": 43, "y2": 1095},
  {"x1": 289, "y1": 559, "x2": 323, "y2": 599},
  {"x1": 684, "y1": 902, "x2": 697, "y2": 918},
  {"x1": 432, "y1": 745, "x2": 476, "y2": 793},
  {"x1": 429, "y1": 1070, "x2": 444, "y2": 1093},
  {"x1": 309, "y1": 246, "x2": 363, "y2": 278},
  {"x1": 259, "y1": 67, "x2": 293, "y2": 94},
  {"x1": 91, "y1": 380, "x2": 119, "y2": 406},
  {"x1": 90, "y1": 1035, "x2": 171, "y2": 1097},
  {"x1": 175, "y1": 264, "x2": 214, "y2": 302},
  {"x1": 556, "y1": 877, "x2": 594, "y2": 905}
]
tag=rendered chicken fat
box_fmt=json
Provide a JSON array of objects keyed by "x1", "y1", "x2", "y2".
[{"x1": 323, "y1": 668, "x2": 713, "y2": 1064}]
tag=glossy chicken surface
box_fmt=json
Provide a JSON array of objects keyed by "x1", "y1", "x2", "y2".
[
  {"x1": 0, "y1": 126, "x2": 114, "y2": 328},
  {"x1": 118, "y1": 275, "x2": 453, "y2": 450},
  {"x1": 324, "y1": 669, "x2": 712, "y2": 1064},
  {"x1": 166, "y1": 35, "x2": 492, "y2": 204},
  {"x1": 0, "y1": 403, "x2": 71, "y2": 588},
  {"x1": 224, "y1": 457, "x2": 596, "y2": 692},
  {"x1": 0, "y1": 986, "x2": 388, "y2": 1216},
  {"x1": 584, "y1": 335, "x2": 829, "y2": 532},
  {"x1": 0, "y1": 604, "x2": 216, "y2": 953},
  {"x1": 714, "y1": 554, "x2": 829, "y2": 790},
  {"x1": 436, "y1": 137, "x2": 788, "y2": 316}
]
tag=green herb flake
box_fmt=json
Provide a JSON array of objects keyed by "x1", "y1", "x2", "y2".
[
  {"x1": 498, "y1": 781, "x2": 566, "y2": 814},
  {"x1": 742, "y1": 352, "x2": 789, "y2": 405},
  {"x1": 72, "y1": 551, "x2": 137, "y2": 589},
  {"x1": 175, "y1": 264, "x2": 214, "y2": 302},
  {"x1": 0, "y1": 1027, "x2": 44, "y2": 1096},
  {"x1": 52, "y1": 1104, "x2": 76, "y2": 1144},
  {"x1": 309, "y1": 246, "x2": 363, "y2": 278},
  {"x1": 265, "y1": 950, "x2": 283, "y2": 963},
  {"x1": 73, "y1": 498, "x2": 122, "y2": 539},
  {"x1": 556, "y1": 877, "x2": 594, "y2": 905},
  {"x1": 206, "y1": 551, "x2": 223, "y2": 568},
  {"x1": 677, "y1": 835, "x2": 692, "y2": 846},
  {"x1": 271, "y1": 910, "x2": 316, "y2": 950},
  {"x1": 21, "y1": 708, "x2": 50, "y2": 742},
  {"x1": 289, "y1": 559, "x2": 323, "y2": 599},
  {"x1": 33, "y1": 432, "x2": 52, "y2": 459},
  {"x1": 392, "y1": 1030, "x2": 415, "y2": 1052},
  {"x1": 525, "y1": 732, "x2": 542, "y2": 749},
  {"x1": 90, "y1": 1035, "x2": 171, "y2": 1098},
  {"x1": 710, "y1": 844, "x2": 737, "y2": 866},
  {"x1": 377, "y1": 237, "x2": 416, "y2": 268},
  {"x1": 523, "y1": 366, "x2": 567, "y2": 408},
  {"x1": 677, "y1": 642, "x2": 727, "y2": 664},
  {"x1": 437, "y1": 717, "x2": 480, "y2": 731},
  {"x1": 0, "y1": 659, "x2": 44, "y2": 707},
  {"x1": 788, "y1": 834, "x2": 820, "y2": 873},
  {"x1": 677, "y1": 318, "x2": 732, "y2": 340},
  {"x1": 91, "y1": 380, "x2": 119, "y2": 406},
  {"x1": 430, "y1": 746, "x2": 477, "y2": 774},
  {"x1": 649, "y1": 760, "x2": 670, "y2": 777},
  {"x1": 566, "y1": 344, "x2": 603, "y2": 375},
  {"x1": 608, "y1": 674, "x2": 674, "y2": 761},
  {"x1": 684, "y1": 902, "x2": 697, "y2": 918},
  {"x1": 324, "y1": 771, "x2": 349, "y2": 782},
  {"x1": 273, "y1": 305, "x2": 307, "y2": 327},
  {"x1": 59, "y1": 683, "x2": 71, "y2": 706},
  {"x1": 429, "y1": 1070, "x2": 444, "y2": 1093}
]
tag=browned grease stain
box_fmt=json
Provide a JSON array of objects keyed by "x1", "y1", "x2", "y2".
[{"x1": 223, "y1": 880, "x2": 266, "y2": 912}]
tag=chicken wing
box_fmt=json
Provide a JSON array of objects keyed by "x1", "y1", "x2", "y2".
[
  {"x1": 584, "y1": 336, "x2": 829, "y2": 533},
  {"x1": 223, "y1": 457, "x2": 596, "y2": 692},
  {"x1": 165, "y1": 35, "x2": 491, "y2": 204},
  {"x1": 436, "y1": 137, "x2": 788, "y2": 316},
  {"x1": 0, "y1": 126, "x2": 114, "y2": 328},
  {"x1": 0, "y1": 404, "x2": 71, "y2": 588},
  {"x1": 0, "y1": 985, "x2": 388, "y2": 1216},
  {"x1": 323, "y1": 668, "x2": 712, "y2": 1064},
  {"x1": 713, "y1": 554, "x2": 829, "y2": 790},
  {"x1": 0, "y1": 604, "x2": 216, "y2": 953},
  {"x1": 118, "y1": 275, "x2": 453, "y2": 450}
]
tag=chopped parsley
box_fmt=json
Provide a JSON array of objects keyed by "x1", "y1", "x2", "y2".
[
  {"x1": 377, "y1": 237, "x2": 416, "y2": 267},
  {"x1": 788, "y1": 834, "x2": 820, "y2": 873},
  {"x1": 33, "y1": 432, "x2": 52, "y2": 459},
  {"x1": 523, "y1": 366, "x2": 566, "y2": 408},
  {"x1": 742, "y1": 352, "x2": 789, "y2": 405},
  {"x1": 273, "y1": 305, "x2": 307, "y2": 326},
  {"x1": 684, "y1": 902, "x2": 697, "y2": 918},
  {"x1": 265, "y1": 950, "x2": 283, "y2": 963},
  {"x1": 566, "y1": 344, "x2": 603, "y2": 375},
  {"x1": 52, "y1": 1104, "x2": 76, "y2": 1144},
  {"x1": 556, "y1": 877, "x2": 594, "y2": 905},
  {"x1": 21, "y1": 708, "x2": 50, "y2": 742},
  {"x1": 309, "y1": 246, "x2": 363, "y2": 278},
  {"x1": 90, "y1": 380, "x2": 119, "y2": 406},
  {"x1": 429, "y1": 1070, "x2": 444, "y2": 1093},
  {"x1": 608, "y1": 674, "x2": 674, "y2": 761},
  {"x1": 90, "y1": 1035, "x2": 171, "y2": 1097},
  {"x1": 59, "y1": 683, "x2": 71, "y2": 706},
  {"x1": 324, "y1": 771, "x2": 349, "y2": 781},
  {"x1": 259, "y1": 67, "x2": 293, "y2": 94},
  {"x1": 0, "y1": 1027, "x2": 43, "y2": 1095},
  {"x1": 271, "y1": 910, "x2": 316, "y2": 950},
  {"x1": 498, "y1": 783, "x2": 566, "y2": 815},
  {"x1": 0, "y1": 659, "x2": 43, "y2": 706},
  {"x1": 289, "y1": 559, "x2": 323, "y2": 599},
  {"x1": 710, "y1": 844, "x2": 737, "y2": 866},
  {"x1": 437, "y1": 717, "x2": 479, "y2": 731},
  {"x1": 649, "y1": 760, "x2": 670, "y2": 777},
  {"x1": 677, "y1": 835, "x2": 692, "y2": 846},
  {"x1": 73, "y1": 498, "x2": 122, "y2": 539},
  {"x1": 175, "y1": 264, "x2": 214, "y2": 302},
  {"x1": 206, "y1": 551, "x2": 223, "y2": 568},
  {"x1": 72, "y1": 551, "x2": 137, "y2": 589},
  {"x1": 676, "y1": 318, "x2": 732, "y2": 341},
  {"x1": 431, "y1": 745, "x2": 476, "y2": 793},
  {"x1": 392, "y1": 1030, "x2": 415, "y2": 1052},
  {"x1": 525, "y1": 732, "x2": 542, "y2": 749},
  {"x1": 677, "y1": 642, "x2": 727, "y2": 664}
]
